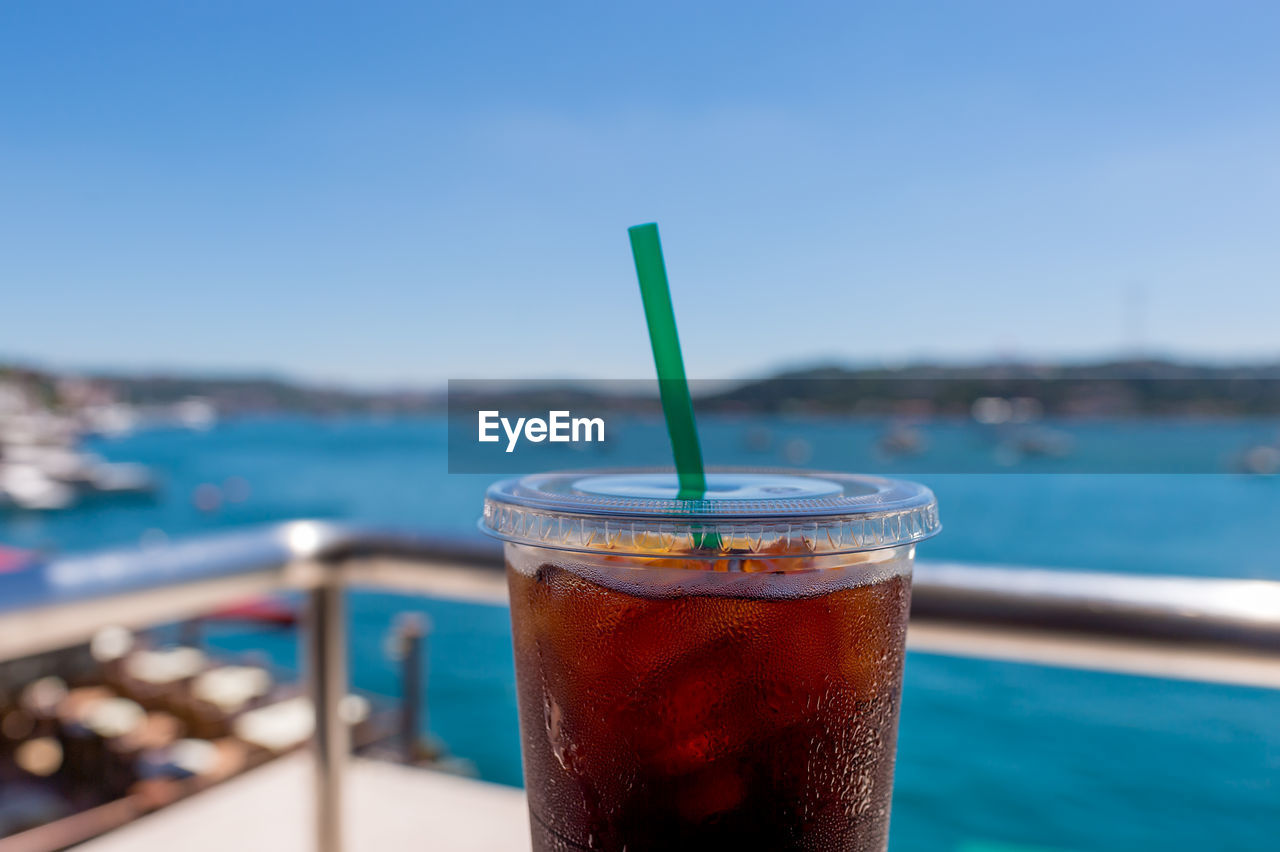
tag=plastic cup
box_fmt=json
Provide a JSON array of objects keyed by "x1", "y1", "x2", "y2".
[{"x1": 482, "y1": 469, "x2": 940, "y2": 851}]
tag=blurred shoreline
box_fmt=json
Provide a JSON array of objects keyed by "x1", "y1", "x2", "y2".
[{"x1": 12, "y1": 359, "x2": 1280, "y2": 421}]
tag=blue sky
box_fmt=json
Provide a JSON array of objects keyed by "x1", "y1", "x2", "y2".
[{"x1": 2, "y1": 1, "x2": 1278, "y2": 385}]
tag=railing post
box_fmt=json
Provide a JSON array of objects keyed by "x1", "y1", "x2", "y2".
[
  {"x1": 307, "y1": 573, "x2": 348, "y2": 852},
  {"x1": 395, "y1": 613, "x2": 426, "y2": 763}
]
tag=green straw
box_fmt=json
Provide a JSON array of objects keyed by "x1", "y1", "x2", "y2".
[{"x1": 628, "y1": 222, "x2": 707, "y2": 501}]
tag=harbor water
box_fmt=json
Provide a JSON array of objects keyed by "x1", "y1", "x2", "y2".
[{"x1": 2, "y1": 416, "x2": 1278, "y2": 851}]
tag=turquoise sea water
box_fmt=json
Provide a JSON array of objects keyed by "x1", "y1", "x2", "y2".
[{"x1": 3, "y1": 416, "x2": 1278, "y2": 850}]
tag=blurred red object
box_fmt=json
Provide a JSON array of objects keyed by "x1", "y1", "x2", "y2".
[
  {"x1": 207, "y1": 598, "x2": 297, "y2": 627},
  {"x1": 0, "y1": 544, "x2": 35, "y2": 574}
]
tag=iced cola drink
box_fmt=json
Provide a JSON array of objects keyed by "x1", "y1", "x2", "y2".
[{"x1": 483, "y1": 471, "x2": 939, "y2": 851}]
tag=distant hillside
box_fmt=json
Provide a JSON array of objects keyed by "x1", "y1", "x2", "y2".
[
  {"x1": 0, "y1": 364, "x2": 444, "y2": 415},
  {"x1": 454, "y1": 361, "x2": 1280, "y2": 418},
  {"x1": 699, "y1": 360, "x2": 1280, "y2": 416},
  {"x1": 9, "y1": 359, "x2": 1280, "y2": 417},
  {"x1": 94, "y1": 373, "x2": 444, "y2": 414}
]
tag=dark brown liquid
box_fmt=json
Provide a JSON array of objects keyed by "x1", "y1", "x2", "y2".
[{"x1": 507, "y1": 553, "x2": 912, "y2": 851}]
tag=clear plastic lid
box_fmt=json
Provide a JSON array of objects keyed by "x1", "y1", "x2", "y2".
[{"x1": 481, "y1": 469, "x2": 939, "y2": 557}]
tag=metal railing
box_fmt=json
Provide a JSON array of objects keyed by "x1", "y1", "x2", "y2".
[{"x1": 2, "y1": 520, "x2": 1279, "y2": 852}]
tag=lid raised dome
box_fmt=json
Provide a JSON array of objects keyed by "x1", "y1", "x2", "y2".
[{"x1": 481, "y1": 469, "x2": 939, "y2": 557}]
